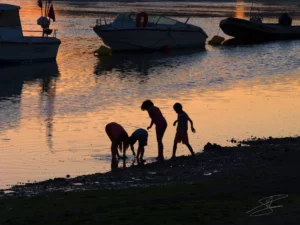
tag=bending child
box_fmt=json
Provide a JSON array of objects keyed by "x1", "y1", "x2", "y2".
[
  {"x1": 172, "y1": 103, "x2": 195, "y2": 159},
  {"x1": 105, "y1": 122, "x2": 135, "y2": 164},
  {"x1": 129, "y1": 128, "x2": 148, "y2": 162},
  {"x1": 141, "y1": 100, "x2": 167, "y2": 161}
]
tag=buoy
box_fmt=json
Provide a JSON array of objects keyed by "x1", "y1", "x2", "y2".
[
  {"x1": 94, "y1": 45, "x2": 112, "y2": 56},
  {"x1": 208, "y1": 35, "x2": 225, "y2": 46}
]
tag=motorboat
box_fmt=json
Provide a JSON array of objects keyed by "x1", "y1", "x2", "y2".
[
  {"x1": 93, "y1": 12, "x2": 208, "y2": 51},
  {"x1": 220, "y1": 13, "x2": 300, "y2": 42},
  {"x1": 0, "y1": 3, "x2": 61, "y2": 64}
]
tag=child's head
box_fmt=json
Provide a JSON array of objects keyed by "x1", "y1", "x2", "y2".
[
  {"x1": 173, "y1": 102, "x2": 183, "y2": 113},
  {"x1": 141, "y1": 100, "x2": 154, "y2": 111},
  {"x1": 128, "y1": 136, "x2": 137, "y2": 152}
]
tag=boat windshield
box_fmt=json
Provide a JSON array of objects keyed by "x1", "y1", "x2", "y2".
[{"x1": 114, "y1": 12, "x2": 178, "y2": 25}]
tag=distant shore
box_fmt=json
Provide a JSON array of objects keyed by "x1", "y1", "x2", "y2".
[
  {"x1": 1, "y1": 136, "x2": 300, "y2": 224},
  {"x1": 54, "y1": 0, "x2": 300, "y2": 4},
  {"x1": 56, "y1": 1, "x2": 300, "y2": 19}
]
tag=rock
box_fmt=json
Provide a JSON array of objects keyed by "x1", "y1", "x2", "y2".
[{"x1": 204, "y1": 142, "x2": 222, "y2": 151}]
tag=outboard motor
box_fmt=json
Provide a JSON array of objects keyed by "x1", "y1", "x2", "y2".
[
  {"x1": 37, "y1": 16, "x2": 52, "y2": 36},
  {"x1": 278, "y1": 13, "x2": 292, "y2": 26}
]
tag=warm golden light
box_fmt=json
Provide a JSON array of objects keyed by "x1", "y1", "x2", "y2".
[{"x1": 235, "y1": 0, "x2": 245, "y2": 19}]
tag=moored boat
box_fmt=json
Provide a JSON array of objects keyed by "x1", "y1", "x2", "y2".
[
  {"x1": 220, "y1": 13, "x2": 300, "y2": 42},
  {"x1": 93, "y1": 12, "x2": 208, "y2": 51},
  {"x1": 0, "y1": 3, "x2": 61, "y2": 64}
]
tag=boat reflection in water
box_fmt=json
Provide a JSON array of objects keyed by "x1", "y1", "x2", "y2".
[
  {"x1": 0, "y1": 62, "x2": 59, "y2": 98},
  {"x1": 94, "y1": 48, "x2": 207, "y2": 77},
  {"x1": 0, "y1": 62, "x2": 60, "y2": 149}
]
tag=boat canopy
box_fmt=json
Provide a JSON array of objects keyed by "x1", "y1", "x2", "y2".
[
  {"x1": 0, "y1": 4, "x2": 20, "y2": 11},
  {"x1": 113, "y1": 12, "x2": 178, "y2": 26}
]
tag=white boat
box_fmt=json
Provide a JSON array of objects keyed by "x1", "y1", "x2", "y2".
[
  {"x1": 0, "y1": 4, "x2": 61, "y2": 64},
  {"x1": 93, "y1": 12, "x2": 208, "y2": 51}
]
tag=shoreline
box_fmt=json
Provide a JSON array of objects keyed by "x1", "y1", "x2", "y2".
[
  {"x1": 2, "y1": 135, "x2": 300, "y2": 197},
  {"x1": 1, "y1": 136, "x2": 300, "y2": 224}
]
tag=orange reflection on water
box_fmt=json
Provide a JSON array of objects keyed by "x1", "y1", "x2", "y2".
[
  {"x1": 2, "y1": 70, "x2": 300, "y2": 189},
  {"x1": 235, "y1": 0, "x2": 245, "y2": 19}
]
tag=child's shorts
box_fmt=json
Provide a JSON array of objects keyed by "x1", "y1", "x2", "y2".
[{"x1": 175, "y1": 130, "x2": 189, "y2": 144}]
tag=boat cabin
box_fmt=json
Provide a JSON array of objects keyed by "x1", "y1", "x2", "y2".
[
  {"x1": 99, "y1": 12, "x2": 190, "y2": 29},
  {"x1": 0, "y1": 4, "x2": 23, "y2": 40}
]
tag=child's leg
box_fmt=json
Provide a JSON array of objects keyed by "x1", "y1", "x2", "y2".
[
  {"x1": 140, "y1": 146, "x2": 145, "y2": 160},
  {"x1": 172, "y1": 139, "x2": 178, "y2": 158},
  {"x1": 156, "y1": 125, "x2": 166, "y2": 160},
  {"x1": 157, "y1": 138, "x2": 164, "y2": 160},
  {"x1": 137, "y1": 146, "x2": 141, "y2": 159},
  {"x1": 122, "y1": 141, "x2": 127, "y2": 159},
  {"x1": 186, "y1": 143, "x2": 195, "y2": 156},
  {"x1": 116, "y1": 146, "x2": 121, "y2": 158},
  {"x1": 111, "y1": 142, "x2": 118, "y2": 163}
]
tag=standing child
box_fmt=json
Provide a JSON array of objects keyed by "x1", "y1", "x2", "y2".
[
  {"x1": 129, "y1": 128, "x2": 148, "y2": 162},
  {"x1": 141, "y1": 100, "x2": 167, "y2": 161},
  {"x1": 105, "y1": 122, "x2": 134, "y2": 165},
  {"x1": 172, "y1": 103, "x2": 195, "y2": 159}
]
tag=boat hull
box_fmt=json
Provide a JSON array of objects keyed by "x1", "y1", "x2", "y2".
[
  {"x1": 0, "y1": 37, "x2": 61, "y2": 64},
  {"x1": 220, "y1": 18, "x2": 300, "y2": 41},
  {"x1": 93, "y1": 27, "x2": 207, "y2": 51}
]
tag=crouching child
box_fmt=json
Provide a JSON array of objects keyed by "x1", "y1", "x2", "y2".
[{"x1": 129, "y1": 128, "x2": 148, "y2": 161}]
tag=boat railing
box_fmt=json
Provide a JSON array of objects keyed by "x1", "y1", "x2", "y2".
[
  {"x1": 23, "y1": 29, "x2": 58, "y2": 38},
  {"x1": 96, "y1": 17, "x2": 120, "y2": 30},
  {"x1": 96, "y1": 18, "x2": 108, "y2": 26},
  {"x1": 155, "y1": 16, "x2": 162, "y2": 25}
]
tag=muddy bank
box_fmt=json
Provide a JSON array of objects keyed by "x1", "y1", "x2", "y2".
[{"x1": 2, "y1": 136, "x2": 300, "y2": 198}]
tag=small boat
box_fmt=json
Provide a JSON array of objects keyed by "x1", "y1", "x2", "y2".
[
  {"x1": 0, "y1": 3, "x2": 61, "y2": 64},
  {"x1": 93, "y1": 12, "x2": 208, "y2": 51},
  {"x1": 220, "y1": 13, "x2": 300, "y2": 42}
]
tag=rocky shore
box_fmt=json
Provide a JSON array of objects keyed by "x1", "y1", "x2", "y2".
[
  {"x1": 2, "y1": 136, "x2": 300, "y2": 197},
  {"x1": 1, "y1": 136, "x2": 300, "y2": 225}
]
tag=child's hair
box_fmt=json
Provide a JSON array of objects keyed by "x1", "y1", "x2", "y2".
[
  {"x1": 173, "y1": 102, "x2": 183, "y2": 112},
  {"x1": 141, "y1": 100, "x2": 154, "y2": 111}
]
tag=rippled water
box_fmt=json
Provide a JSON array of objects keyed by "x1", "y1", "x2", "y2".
[{"x1": 1, "y1": 0, "x2": 300, "y2": 188}]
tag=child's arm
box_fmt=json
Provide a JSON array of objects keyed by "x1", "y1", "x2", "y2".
[
  {"x1": 122, "y1": 142, "x2": 128, "y2": 159},
  {"x1": 130, "y1": 144, "x2": 136, "y2": 157},
  {"x1": 188, "y1": 115, "x2": 196, "y2": 133},
  {"x1": 173, "y1": 120, "x2": 178, "y2": 126},
  {"x1": 147, "y1": 120, "x2": 154, "y2": 130}
]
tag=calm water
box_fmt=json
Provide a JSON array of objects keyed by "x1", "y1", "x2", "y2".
[{"x1": 1, "y1": 0, "x2": 300, "y2": 188}]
